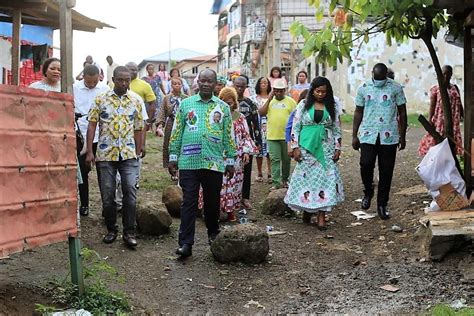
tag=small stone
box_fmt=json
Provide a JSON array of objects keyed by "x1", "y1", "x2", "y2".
[
  {"x1": 391, "y1": 225, "x2": 403, "y2": 233},
  {"x1": 379, "y1": 236, "x2": 386, "y2": 241},
  {"x1": 162, "y1": 185, "x2": 183, "y2": 218}
]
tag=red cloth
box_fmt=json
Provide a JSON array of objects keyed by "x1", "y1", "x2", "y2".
[{"x1": 418, "y1": 84, "x2": 464, "y2": 157}]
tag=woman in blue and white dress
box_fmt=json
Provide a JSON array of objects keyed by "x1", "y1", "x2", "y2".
[{"x1": 284, "y1": 77, "x2": 344, "y2": 230}]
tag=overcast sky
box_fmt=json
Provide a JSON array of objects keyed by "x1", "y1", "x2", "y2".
[{"x1": 54, "y1": 0, "x2": 218, "y2": 75}]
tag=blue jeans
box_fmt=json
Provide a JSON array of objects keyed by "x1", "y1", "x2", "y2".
[{"x1": 97, "y1": 158, "x2": 140, "y2": 235}]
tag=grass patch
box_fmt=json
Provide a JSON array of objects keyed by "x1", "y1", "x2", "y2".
[
  {"x1": 340, "y1": 113, "x2": 353, "y2": 123},
  {"x1": 37, "y1": 248, "x2": 130, "y2": 315},
  {"x1": 428, "y1": 304, "x2": 474, "y2": 316},
  {"x1": 339, "y1": 113, "x2": 426, "y2": 128}
]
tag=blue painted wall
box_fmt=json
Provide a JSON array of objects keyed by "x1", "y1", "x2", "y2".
[{"x1": 0, "y1": 22, "x2": 53, "y2": 45}]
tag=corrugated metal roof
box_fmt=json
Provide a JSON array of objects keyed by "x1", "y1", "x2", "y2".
[
  {"x1": 0, "y1": 0, "x2": 114, "y2": 32},
  {"x1": 0, "y1": 85, "x2": 78, "y2": 258}
]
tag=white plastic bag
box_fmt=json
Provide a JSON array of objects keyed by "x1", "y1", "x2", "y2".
[{"x1": 416, "y1": 139, "x2": 466, "y2": 211}]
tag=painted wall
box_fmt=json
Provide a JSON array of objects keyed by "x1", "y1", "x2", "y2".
[{"x1": 298, "y1": 30, "x2": 464, "y2": 113}]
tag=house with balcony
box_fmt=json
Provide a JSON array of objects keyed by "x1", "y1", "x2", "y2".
[{"x1": 213, "y1": 0, "x2": 267, "y2": 78}]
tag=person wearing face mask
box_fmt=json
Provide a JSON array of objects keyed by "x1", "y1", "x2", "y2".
[
  {"x1": 352, "y1": 63, "x2": 407, "y2": 220},
  {"x1": 74, "y1": 64, "x2": 109, "y2": 216}
]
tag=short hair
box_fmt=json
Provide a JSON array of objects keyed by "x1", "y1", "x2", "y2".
[
  {"x1": 234, "y1": 75, "x2": 248, "y2": 86},
  {"x1": 443, "y1": 65, "x2": 453, "y2": 73},
  {"x1": 170, "y1": 68, "x2": 180, "y2": 77},
  {"x1": 239, "y1": 74, "x2": 249, "y2": 85},
  {"x1": 269, "y1": 66, "x2": 282, "y2": 78},
  {"x1": 218, "y1": 86, "x2": 238, "y2": 105},
  {"x1": 42, "y1": 57, "x2": 60, "y2": 76},
  {"x1": 255, "y1": 77, "x2": 271, "y2": 95},
  {"x1": 297, "y1": 70, "x2": 308, "y2": 79},
  {"x1": 146, "y1": 63, "x2": 154, "y2": 70},
  {"x1": 198, "y1": 68, "x2": 217, "y2": 80},
  {"x1": 83, "y1": 64, "x2": 100, "y2": 76},
  {"x1": 373, "y1": 63, "x2": 388, "y2": 74},
  {"x1": 113, "y1": 66, "x2": 130, "y2": 77}
]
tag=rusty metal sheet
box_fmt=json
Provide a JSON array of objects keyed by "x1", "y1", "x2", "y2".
[{"x1": 0, "y1": 85, "x2": 78, "y2": 258}]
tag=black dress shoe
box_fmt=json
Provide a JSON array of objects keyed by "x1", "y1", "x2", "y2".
[
  {"x1": 176, "y1": 244, "x2": 192, "y2": 258},
  {"x1": 123, "y1": 234, "x2": 138, "y2": 248},
  {"x1": 79, "y1": 206, "x2": 89, "y2": 216},
  {"x1": 361, "y1": 196, "x2": 372, "y2": 210},
  {"x1": 208, "y1": 233, "x2": 219, "y2": 246},
  {"x1": 377, "y1": 205, "x2": 390, "y2": 220},
  {"x1": 103, "y1": 231, "x2": 118, "y2": 244}
]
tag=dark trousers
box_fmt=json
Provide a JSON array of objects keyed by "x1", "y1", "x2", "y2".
[
  {"x1": 242, "y1": 155, "x2": 253, "y2": 200},
  {"x1": 360, "y1": 139, "x2": 398, "y2": 207},
  {"x1": 179, "y1": 169, "x2": 223, "y2": 246},
  {"x1": 77, "y1": 143, "x2": 99, "y2": 207},
  {"x1": 97, "y1": 159, "x2": 140, "y2": 235}
]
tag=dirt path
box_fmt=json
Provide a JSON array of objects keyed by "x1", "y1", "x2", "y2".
[{"x1": 1, "y1": 125, "x2": 472, "y2": 314}]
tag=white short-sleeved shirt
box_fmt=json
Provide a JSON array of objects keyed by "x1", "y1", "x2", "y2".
[{"x1": 73, "y1": 80, "x2": 109, "y2": 142}]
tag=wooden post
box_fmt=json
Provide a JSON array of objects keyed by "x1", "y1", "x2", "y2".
[
  {"x1": 464, "y1": 26, "x2": 473, "y2": 196},
  {"x1": 59, "y1": 0, "x2": 83, "y2": 296},
  {"x1": 59, "y1": 0, "x2": 74, "y2": 94},
  {"x1": 68, "y1": 236, "x2": 84, "y2": 296},
  {"x1": 11, "y1": 10, "x2": 21, "y2": 85}
]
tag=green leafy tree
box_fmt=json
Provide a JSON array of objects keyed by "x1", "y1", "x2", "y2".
[{"x1": 290, "y1": 0, "x2": 464, "y2": 141}]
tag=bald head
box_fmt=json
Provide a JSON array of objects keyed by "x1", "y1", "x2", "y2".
[
  {"x1": 372, "y1": 63, "x2": 388, "y2": 80},
  {"x1": 198, "y1": 69, "x2": 217, "y2": 99},
  {"x1": 233, "y1": 76, "x2": 248, "y2": 99},
  {"x1": 125, "y1": 62, "x2": 138, "y2": 80}
]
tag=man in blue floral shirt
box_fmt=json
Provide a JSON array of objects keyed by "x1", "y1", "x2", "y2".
[{"x1": 352, "y1": 63, "x2": 407, "y2": 220}]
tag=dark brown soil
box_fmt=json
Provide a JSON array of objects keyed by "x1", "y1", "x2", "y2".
[{"x1": 1, "y1": 125, "x2": 472, "y2": 314}]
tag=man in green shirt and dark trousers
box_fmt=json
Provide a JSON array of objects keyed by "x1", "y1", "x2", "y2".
[{"x1": 168, "y1": 69, "x2": 237, "y2": 259}]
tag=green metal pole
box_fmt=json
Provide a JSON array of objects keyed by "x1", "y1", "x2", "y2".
[{"x1": 68, "y1": 236, "x2": 84, "y2": 296}]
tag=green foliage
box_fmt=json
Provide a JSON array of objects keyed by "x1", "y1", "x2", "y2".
[
  {"x1": 429, "y1": 304, "x2": 474, "y2": 316},
  {"x1": 38, "y1": 248, "x2": 130, "y2": 315},
  {"x1": 290, "y1": 0, "x2": 463, "y2": 67},
  {"x1": 34, "y1": 303, "x2": 57, "y2": 314}
]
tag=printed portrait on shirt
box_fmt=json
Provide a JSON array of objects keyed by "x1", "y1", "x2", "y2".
[
  {"x1": 209, "y1": 106, "x2": 223, "y2": 126},
  {"x1": 186, "y1": 110, "x2": 199, "y2": 132}
]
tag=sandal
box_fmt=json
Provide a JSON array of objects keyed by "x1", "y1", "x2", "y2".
[
  {"x1": 171, "y1": 175, "x2": 178, "y2": 181},
  {"x1": 267, "y1": 176, "x2": 273, "y2": 184},
  {"x1": 255, "y1": 175, "x2": 264, "y2": 182}
]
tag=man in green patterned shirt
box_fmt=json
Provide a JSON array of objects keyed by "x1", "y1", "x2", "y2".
[
  {"x1": 86, "y1": 66, "x2": 144, "y2": 249},
  {"x1": 168, "y1": 69, "x2": 236, "y2": 259}
]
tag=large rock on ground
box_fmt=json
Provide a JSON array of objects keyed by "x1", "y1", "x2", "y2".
[
  {"x1": 137, "y1": 202, "x2": 172, "y2": 235},
  {"x1": 162, "y1": 185, "x2": 182, "y2": 218},
  {"x1": 211, "y1": 224, "x2": 269, "y2": 264},
  {"x1": 261, "y1": 188, "x2": 291, "y2": 216}
]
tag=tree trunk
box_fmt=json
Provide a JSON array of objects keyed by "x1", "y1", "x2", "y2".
[{"x1": 421, "y1": 36, "x2": 454, "y2": 139}]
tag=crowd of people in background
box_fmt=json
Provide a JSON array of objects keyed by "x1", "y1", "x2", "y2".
[{"x1": 27, "y1": 55, "x2": 464, "y2": 258}]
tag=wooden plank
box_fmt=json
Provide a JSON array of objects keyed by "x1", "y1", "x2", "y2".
[
  {"x1": 59, "y1": 0, "x2": 73, "y2": 94},
  {"x1": 11, "y1": 9, "x2": 20, "y2": 86},
  {"x1": 422, "y1": 210, "x2": 474, "y2": 221}
]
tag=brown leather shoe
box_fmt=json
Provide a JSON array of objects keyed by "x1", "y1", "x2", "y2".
[
  {"x1": 123, "y1": 234, "x2": 138, "y2": 248},
  {"x1": 103, "y1": 231, "x2": 118, "y2": 244}
]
